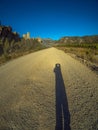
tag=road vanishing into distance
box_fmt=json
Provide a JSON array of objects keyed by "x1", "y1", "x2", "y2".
[{"x1": 0, "y1": 47, "x2": 98, "y2": 130}]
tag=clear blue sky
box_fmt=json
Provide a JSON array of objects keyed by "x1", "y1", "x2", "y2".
[{"x1": 0, "y1": 0, "x2": 98, "y2": 40}]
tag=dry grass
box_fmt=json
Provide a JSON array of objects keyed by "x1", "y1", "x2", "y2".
[
  {"x1": 56, "y1": 47, "x2": 98, "y2": 65},
  {"x1": 0, "y1": 46, "x2": 47, "y2": 65}
]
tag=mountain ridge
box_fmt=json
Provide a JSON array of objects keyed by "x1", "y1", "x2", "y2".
[{"x1": 57, "y1": 35, "x2": 98, "y2": 44}]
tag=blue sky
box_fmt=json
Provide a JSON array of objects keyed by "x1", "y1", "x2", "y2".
[{"x1": 0, "y1": 0, "x2": 98, "y2": 40}]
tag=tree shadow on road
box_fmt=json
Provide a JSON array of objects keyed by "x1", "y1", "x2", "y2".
[{"x1": 54, "y1": 63, "x2": 71, "y2": 130}]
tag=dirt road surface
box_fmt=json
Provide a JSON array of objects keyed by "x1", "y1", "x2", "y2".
[{"x1": 0, "y1": 47, "x2": 98, "y2": 130}]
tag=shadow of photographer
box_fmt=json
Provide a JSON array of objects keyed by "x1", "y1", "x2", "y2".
[{"x1": 54, "y1": 63, "x2": 71, "y2": 130}]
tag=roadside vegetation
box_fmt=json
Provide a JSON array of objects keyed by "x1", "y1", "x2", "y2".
[
  {"x1": 0, "y1": 38, "x2": 46, "y2": 65},
  {"x1": 0, "y1": 25, "x2": 46, "y2": 65},
  {"x1": 54, "y1": 43, "x2": 98, "y2": 65},
  {"x1": 55, "y1": 43, "x2": 98, "y2": 49}
]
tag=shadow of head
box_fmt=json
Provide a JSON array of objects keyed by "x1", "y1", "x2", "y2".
[
  {"x1": 56, "y1": 63, "x2": 60, "y2": 67},
  {"x1": 54, "y1": 63, "x2": 61, "y2": 73}
]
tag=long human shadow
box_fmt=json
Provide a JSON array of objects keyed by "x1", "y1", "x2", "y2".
[{"x1": 54, "y1": 64, "x2": 71, "y2": 130}]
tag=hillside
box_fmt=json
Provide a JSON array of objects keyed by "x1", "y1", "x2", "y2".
[
  {"x1": 0, "y1": 25, "x2": 20, "y2": 55},
  {"x1": 0, "y1": 25, "x2": 46, "y2": 64},
  {"x1": 54, "y1": 35, "x2": 98, "y2": 71},
  {"x1": 42, "y1": 38, "x2": 55, "y2": 47},
  {"x1": 57, "y1": 35, "x2": 98, "y2": 44}
]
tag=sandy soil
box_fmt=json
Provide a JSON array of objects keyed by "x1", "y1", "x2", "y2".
[{"x1": 0, "y1": 47, "x2": 98, "y2": 130}]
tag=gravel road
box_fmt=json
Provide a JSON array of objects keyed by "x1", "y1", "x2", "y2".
[{"x1": 0, "y1": 47, "x2": 98, "y2": 130}]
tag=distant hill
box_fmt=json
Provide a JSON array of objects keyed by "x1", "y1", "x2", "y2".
[
  {"x1": 42, "y1": 38, "x2": 56, "y2": 46},
  {"x1": 57, "y1": 35, "x2": 98, "y2": 44}
]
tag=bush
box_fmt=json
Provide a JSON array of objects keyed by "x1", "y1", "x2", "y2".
[{"x1": 55, "y1": 43, "x2": 98, "y2": 49}]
